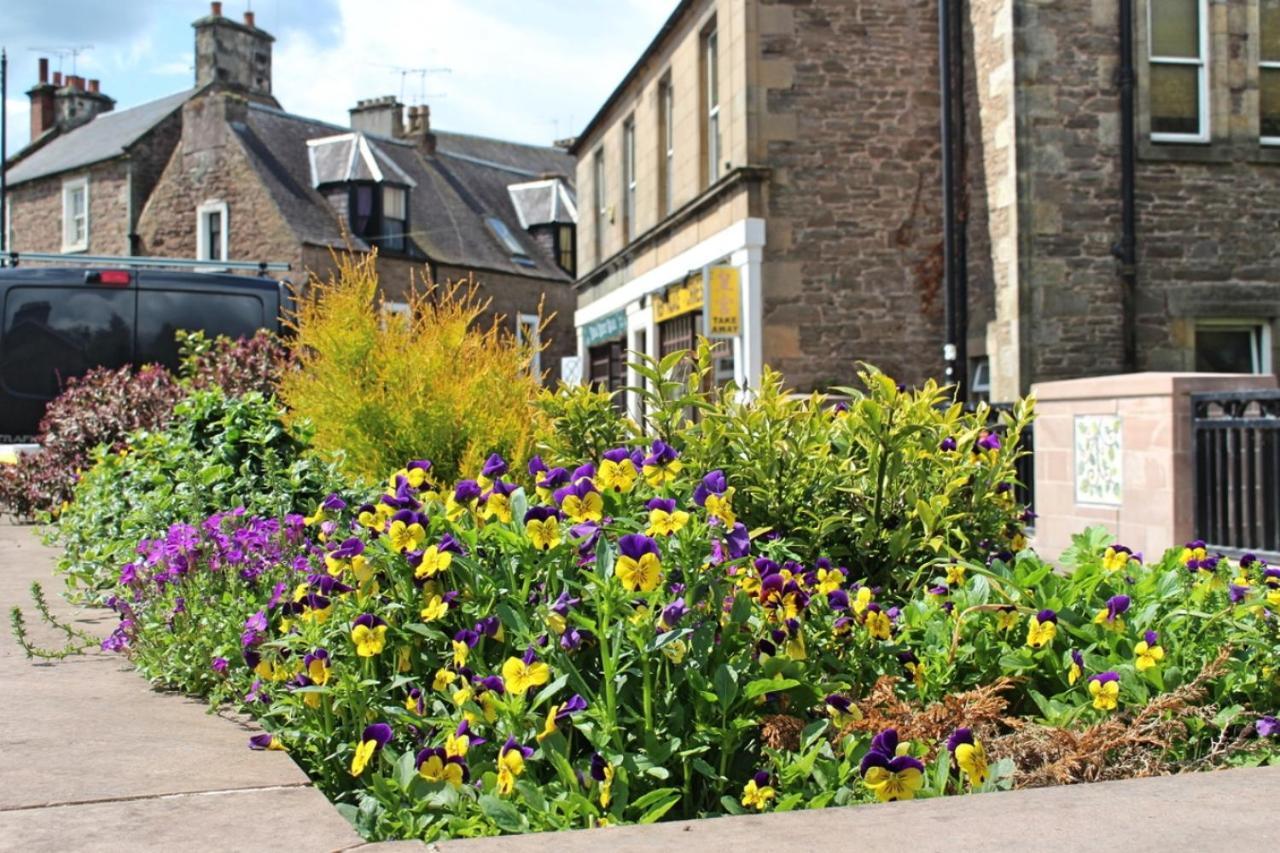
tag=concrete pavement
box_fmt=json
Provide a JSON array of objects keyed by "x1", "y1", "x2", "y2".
[{"x1": 0, "y1": 523, "x2": 373, "y2": 853}]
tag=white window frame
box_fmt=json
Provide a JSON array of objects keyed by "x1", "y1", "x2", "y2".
[
  {"x1": 196, "y1": 199, "x2": 229, "y2": 264},
  {"x1": 704, "y1": 26, "x2": 721, "y2": 183},
  {"x1": 1194, "y1": 319, "x2": 1273, "y2": 374},
  {"x1": 517, "y1": 313, "x2": 542, "y2": 377},
  {"x1": 661, "y1": 76, "x2": 675, "y2": 216},
  {"x1": 1148, "y1": 0, "x2": 1210, "y2": 144},
  {"x1": 593, "y1": 147, "x2": 607, "y2": 264},
  {"x1": 1261, "y1": 1, "x2": 1280, "y2": 145},
  {"x1": 623, "y1": 117, "x2": 637, "y2": 243},
  {"x1": 61, "y1": 176, "x2": 89, "y2": 253}
]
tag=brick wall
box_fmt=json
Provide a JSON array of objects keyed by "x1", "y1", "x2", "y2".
[
  {"x1": 7, "y1": 159, "x2": 131, "y2": 256},
  {"x1": 757, "y1": 0, "x2": 946, "y2": 391}
]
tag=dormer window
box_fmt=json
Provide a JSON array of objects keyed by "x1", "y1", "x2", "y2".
[
  {"x1": 307, "y1": 131, "x2": 416, "y2": 254},
  {"x1": 349, "y1": 183, "x2": 409, "y2": 252}
]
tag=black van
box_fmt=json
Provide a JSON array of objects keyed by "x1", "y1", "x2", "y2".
[{"x1": 0, "y1": 266, "x2": 291, "y2": 442}]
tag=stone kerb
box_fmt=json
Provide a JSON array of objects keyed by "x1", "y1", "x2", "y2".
[{"x1": 1030, "y1": 372, "x2": 1278, "y2": 562}]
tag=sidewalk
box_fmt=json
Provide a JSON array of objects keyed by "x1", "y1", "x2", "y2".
[{"x1": 0, "y1": 523, "x2": 377, "y2": 853}]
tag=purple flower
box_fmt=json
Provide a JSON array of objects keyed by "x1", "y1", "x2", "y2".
[
  {"x1": 646, "y1": 497, "x2": 678, "y2": 513},
  {"x1": 248, "y1": 733, "x2": 278, "y2": 750},
  {"x1": 977, "y1": 433, "x2": 1001, "y2": 452},
  {"x1": 321, "y1": 493, "x2": 347, "y2": 512},
  {"x1": 590, "y1": 752, "x2": 609, "y2": 782},
  {"x1": 1090, "y1": 671, "x2": 1120, "y2": 685},
  {"x1": 693, "y1": 470, "x2": 728, "y2": 507},
  {"x1": 475, "y1": 675, "x2": 506, "y2": 694},
  {"x1": 659, "y1": 598, "x2": 688, "y2": 630},
  {"x1": 560, "y1": 627, "x2": 586, "y2": 651},
  {"x1": 1105, "y1": 595, "x2": 1131, "y2": 622},
  {"x1": 726, "y1": 523, "x2": 751, "y2": 559},
  {"x1": 331, "y1": 537, "x2": 365, "y2": 559},
  {"x1": 644, "y1": 439, "x2": 679, "y2": 467},
  {"x1": 1071, "y1": 649, "x2": 1084, "y2": 668},
  {"x1": 475, "y1": 616, "x2": 502, "y2": 638},
  {"x1": 453, "y1": 480, "x2": 483, "y2": 505},
  {"x1": 551, "y1": 591, "x2": 580, "y2": 616},
  {"x1": 1257, "y1": 716, "x2": 1279, "y2": 737},
  {"x1": 1229, "y1": 583, "x2": 1249, "y2": 604},
  {"x1": 618, "y1": 533, "x2": 660, "y2": 561},
  {"x1": 482, "y1": 454, "x2": 508, "y2": 478},
  {"x1": 1036, "y1": 608, "x2": 1058, "y2": 625},
  {"x1": 603, "y1": 447, "x2": 631, "y2": 464},
  {"x1": 528, "y1": 455, "x2": 548, "y2": 477},
  {"x1": 211, "y1": 657, "x2": 229, "y2": 674},
  {"x1": 940, "y1": 436, "x2": 957, "y2": 452},
  {"x1": 556, "y1": 694, "x2": 588, "y2": 721},
  {"x1": 363, "y1": 723, "x2": 393, "y2": 748},
  {"x1": 946, "y1": 727, "x2": 975, "y2": 753},
  {"x1": 828, "y1": 588, "x2": 850, "y2": 610},
  {"x1": 453, "y1": 628, "x2": 480, "y2": 648},
  {"x1": 537, "y1": 467, "x2": 571, "y2": 492},
  {"x1": 524, "y1": 505, "x2": 561, "y2": 524},
  {"x1": 1143, "y1": 629, "x2": 1158, "y2": 646}
]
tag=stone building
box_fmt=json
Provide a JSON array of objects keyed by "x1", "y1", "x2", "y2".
[
  {"x1": 3, "y1": 2, "x2": 577, "y2": 380},
  {"x1": 573, "y1": 0, "x2": 1280, "y2": 405}
]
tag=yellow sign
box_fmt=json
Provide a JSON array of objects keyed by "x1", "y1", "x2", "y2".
[
  {"x1": 706, "y1": 266, "x2": 740, "y2": 336},
  {"x1": 652, "y1": 275, "x2": 703, "y2": 323}
]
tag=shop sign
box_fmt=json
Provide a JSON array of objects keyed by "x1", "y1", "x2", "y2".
[
  {"x1": 581, "y1": 310, "x2": 627, "y2": 348},
  {"x1": 706, "y1": 266, "x2": 741, "y2": 337},
  {"x1": 653, "y1": 275, "x2": 704, "y2": 323}
]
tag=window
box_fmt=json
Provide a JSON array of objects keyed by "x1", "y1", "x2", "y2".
[
  {"x1": 1195, "y1": 321, "x2": 1271, "y2": 374},
  {"x1": 1149, "y1": 0, "x2": 1208, "y2": 142},
  {"x1": 702, "y1": 24, "x2": 721, "y2": 184},
  {"x1": 136, "y1": 289, "x2": 266, "y2": 369},
  {"x1": 970, "y1": 357, "x2": 991, "y2": 404},
  {"x1": 517, "y1": 313, "x2": 541, "y2": 377},
  {"x1": 485, "y1": 215, "x2": 534, "y2": 267},
  {"x1": 2, "y1": 286, "x2": 132, "y2": 398},
  {"x1": 197, "y1": 200, "x2": 228, "y2": 263},
  {"x1": 593, "y1": 147, "x2": 607, "y2": 264},
  {"x1": 589, "y1": 340, "x2": 626, "y2": 411},
  {"x1": 659, "y1": 75, "x2": 675, "y2": 217},
  {"x1": 555, "y1": 224, "x2": 576, "y2": 276},
  {"x1": 1262, "y1": 1, "x2": 1280, "y2": 142},
  {"x1": 623, "y1": 117, "x2": 637, "y2": 242},
  {"x1": 348, "y1": 183, "x2": 409, "y2": 252},
  {"x1": 381, "y1": 186, "x2": 407, "y2": 252},
  {"x1": 61, "y1": 176, "x2": 89, "y2": 252}
]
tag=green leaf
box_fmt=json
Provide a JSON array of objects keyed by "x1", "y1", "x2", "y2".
[
  {"x1": 479, "y1": 794, "x2": 528, "y2": 833},
  {"x1": 629, "y1": 786, "x2": 680, "y2": 812},
  {"x1": 743, "y1": 676, "x2": 801, "y2": 700},
  {"x1": 713, "y1": 663, "x2": 739, "y2": 712}
]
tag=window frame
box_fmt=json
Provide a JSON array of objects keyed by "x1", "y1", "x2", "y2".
[
  {"x1": 517, "y1": 313, "x2": 542, "y2": 378},
  {"x1": 380, "y1": 185, "x2": 408, "y2": 252},
  {"x1": 196, "y1": 199, "x2": 229, "y2": 264},
  {"x1": 1194, "y1": 319, "x2": 1272, "y2": 374},
  {"x1": 1147, "y1": 0, "x2": 1210, "y2": 144},
  {"x1": 61, "y1": 175, "x2": 89, "y2": 253},
  {"x1": 659, "y1": 74, "x2": 675, "y2": 217},
  {"x1": 555, "y1": 223, "x2": 576, "y2": 276},
  {"x1": 622, "y1": 116, "x2": 637, "y2": 243},
  {"x1": 702, "y1": 23, "x2": 721, "y2": 185},
  {"x1": 1261, "y1": 0, "x2": 1280, "y2": 145},
  {"x1": 592, "y1": 146, "x2": 607, "y2": 265}
]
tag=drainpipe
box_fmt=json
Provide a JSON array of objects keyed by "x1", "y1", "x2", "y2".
[
  {"x1": 1115, "y1": 0, "x2": 1138, "y2": 372},
  {"x1": 939, "y1": 1, "x2": 968, "y2": 398}
]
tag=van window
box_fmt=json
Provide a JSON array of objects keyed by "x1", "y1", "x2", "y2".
[
  {"x1": 1, "y1": 286, "x2": 134, "y2": 399},
  {"x1": 136, "y1": 290, "x2": 266, "y2": 368}
]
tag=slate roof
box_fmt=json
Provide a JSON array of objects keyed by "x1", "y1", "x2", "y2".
[
  {"x1": 234, "y1": 102, "x2": 575, "y2": 281},
  {"x1": 5, "y1": 89, "x2": 195, "y2": 186},
  {"x1": 508, "y1": 179, "x2": 578, "y2": 229}
]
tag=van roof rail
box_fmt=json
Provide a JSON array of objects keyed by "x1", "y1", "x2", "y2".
[{"x1": 2, "y1": 252, "x2": 291, "y2": 275}]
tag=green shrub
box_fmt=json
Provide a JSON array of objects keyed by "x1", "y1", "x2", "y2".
[
  {"x1": 278, "y1": 252, "x2": 545, "y2": 485},
  {"x1": 45, "y1": 390, "x2": 348, "y2": 600}
]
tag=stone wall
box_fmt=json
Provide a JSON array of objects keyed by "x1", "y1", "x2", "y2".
[
  {"x1": 757, "y1": 0, "x2": 946, "y2": 391},
  {"x1": 6, "y1": 159, "x2": 132, "y2": 256}
]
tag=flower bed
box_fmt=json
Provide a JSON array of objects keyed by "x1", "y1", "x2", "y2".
[{"x1": 96, "y1": 435, "x2": 1280, "y2": 841}]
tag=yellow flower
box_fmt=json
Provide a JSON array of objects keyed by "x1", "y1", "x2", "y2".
[
  {"x1": 741, "y1": 778, "x2": 776, "y2": 811},
  {"x1": 852, "y1": 586, "x2": 873, "y2": 616},
  {"x1": 483, "y1": 492, "x2": 513, "y2": 524},
  {"x1": 536, "y1": 703, "x2": 562, "y2": 742},
  {"x1": 501, "y1": 656, "x2": 551, "y2": 696},
  {"x1": 433, "y1": 667, "x2": 457, "y2": 691},
  {"x1": 945, "y1": 564, "x2": 966, "y2": 586},
  {"x1": 661, "y1": 639, "x2": 689, "y2": 664},
  {"x1": 388, "y1": 519, "x2": 425, "y2": 553},
  {"x1": 350, "y1": 739, "x2": 378, "y2": 776},
  {"x1": 418, "y1": 754, "x2": 465, "y2": 787},
  {"x1": 307, "y1": 657, "x2": 331, "y2": 686},
  {"x1": 704, "y1": 490, "x2": 736, "y2": 526},
  {"x1": 452, "y1": 640, "x2": 470, "y2": 668},
  {"x1": 561, "y1": 491, "x2": 604, "y2": 524},
  {"x1": 646, "y1": 507, "x2": 690, "y2": 537},
  {"x1": 1102, "y1": 547, "x2": 1132, "y2": 572},
  {"x1": 1134, "y1": 640, "x2": 1164, "y2": 672},
  {"x1": 865, "y1": 608, "x2": 892, "y2": 641},
  {"x1": 598, "y1": 762, "x2": 615, "y2": 808},
  {"x1": 496, "y1": 765, "x2": 516, "y2": 796},
  {"x1": 350, "y1": 555, "x2": 374, "y2": 584},
  {"x1": 597, "y1": 458, "x2": 637, "y2": 493},
  {"x1": 995, "y1": 608, "x2": 1020, "y2": 632},
  {"x1": 863, "y1": 762, "x2": 925, "y2": 802},
  {"x1": 785, "y1": 631, "x2": 807, "y2": 661},
  {"x1": 616, "y1": 553, "x2": 663, "y2": 593},
  {"x1": 1089, "y1": 676, "x2": 1120, "y2": 711},
  {"x1": 643, "y1": 459, "x2": 683, "y2": 487},
  {"x1": 1025, "y1": 615, "x2": 1057, "y2": 649},
  {"x1": 953, "y1": 740, "x2": 989, "y2": 787},
  {"x1": 444, "y1": 732, "x2": 471, "y2": 758},
  {"x1": 397, "y1": 645, "x2": 412, "y2": 673},
  {"x1": 414, "y1": 545, "x2": 453, "y2": 580},
  {"x1": 526, "y1": 516, "x2": 562, "y2": 550},
  {"x1": 421, "y1": 594, "x2": 450, "y2": 622},
  {"x1": 815, "y1": 567, "x2": 843, "y2": 595},
  {"x1": 351, "y1": 622, "x2": 388, "y2": 657},
  {"x1": 1092, "y1": 609, "x2": 1125, "y2": 634}
]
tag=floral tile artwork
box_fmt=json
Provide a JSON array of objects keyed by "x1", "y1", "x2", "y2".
[{"x1": 1074, "y1": 414, "x2": 1122, "y2": 505}]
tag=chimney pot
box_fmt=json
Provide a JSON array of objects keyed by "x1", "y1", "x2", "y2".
[
  {"x1": 89, "y1": 79, "x2": 100, "y2": 94},
  {"x1": 38, "y1": 57, "x2": 49, "y2": 84},
  {"x1": 244, "y1": 10, "x2": 255, "y2": 27},
  {"x1": 211, "y1": 1, "x2": 222, "y2": 16},
  {"x1": 52, "y1": 71, "x2": 62, "y2": 86}
]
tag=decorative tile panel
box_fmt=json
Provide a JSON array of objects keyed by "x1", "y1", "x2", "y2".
[{"x1": 1074, "y1": 415, "x2": 1122, "y2": 505}]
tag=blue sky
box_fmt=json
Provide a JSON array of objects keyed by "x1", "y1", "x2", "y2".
[{"x1": 3, "y1": 0, "x2": 677, "y2": 157}]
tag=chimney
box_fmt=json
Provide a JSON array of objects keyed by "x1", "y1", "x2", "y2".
[
  {"x1": 52, "y1": 71, "x2": 62, "y2": 86},
  {"x1": 349, "y1": 96, "x2": 404, "y2": 139},
  {"x1": 27, "y1": 58, "x2": 57, "y2": 141},
  {"x1": 53, "y1": 72, "x2": 115, "y2": 132},
  {"x1": 193, "y1": 3, "x2": 277, "y2": 105},
  {"x1": 404, "y1": 104, "x2": 437, "y2": 154},
  {"x1": 88, "y1": 79, "x2": 100, "y2": 94}
]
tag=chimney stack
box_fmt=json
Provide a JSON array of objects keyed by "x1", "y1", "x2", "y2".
[
  {"x1": 193, "y1": 4, "x2": 276, "y2": 104},
  {"x1": 27, "y1": 59, "x2": 57, "y2": 142},
  {"x1": 404, "y1": 104, "x2": 437, "y2": 154},
  {"x1": 89, "y1": 79, "x2": 100, "y2": 94},
  {"x1": 349, "y1": 95, "x2": 405, "y2": 139},
  {"x1": 53, "y1": 71, "x2": 115, "y2": 132}
]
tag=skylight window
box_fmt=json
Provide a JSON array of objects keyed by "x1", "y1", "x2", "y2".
[{"x1": 486, "y1": 215, "x2": 534, "y2": 266}]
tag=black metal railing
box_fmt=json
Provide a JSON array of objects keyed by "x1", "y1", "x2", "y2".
[{"x1": 1193, "y1": 391, "x2": 1280, "y2": 554}]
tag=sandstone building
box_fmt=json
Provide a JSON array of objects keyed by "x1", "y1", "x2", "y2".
[
  {"x1": 572, "y1": 0, "x2": 1280, "y2": 405},
  {"x1": 3, "y1": 3, "x2": 577, "y2": 380}
]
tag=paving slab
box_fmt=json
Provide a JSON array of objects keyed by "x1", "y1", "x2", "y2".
[
  {"x1": 0, "y1": 523, "x2": 371, "y2": 852},
  {"x1": 431, "y1": 764, "x2": 1280, "y2": 853}
]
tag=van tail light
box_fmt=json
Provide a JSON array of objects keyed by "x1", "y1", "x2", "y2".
[{"x1": 85, "y1": 270, "x2": 132, "y2": 286}]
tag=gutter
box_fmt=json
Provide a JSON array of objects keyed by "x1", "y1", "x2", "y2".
[{"x1": 1114, "y1": 0, "x2": 1139, "y2": 372}]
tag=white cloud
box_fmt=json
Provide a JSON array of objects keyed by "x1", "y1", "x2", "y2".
[{"x1": 4, "y1": 98, "x2": 31, "y2": 154}]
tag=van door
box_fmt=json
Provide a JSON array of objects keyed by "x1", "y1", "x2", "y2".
[
  {"x1": 134, "y1": 283, "x2": 269, "y2": 370},
  {"x1": 0, "y1": 282, "x2": 136, "y2": 437}
]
